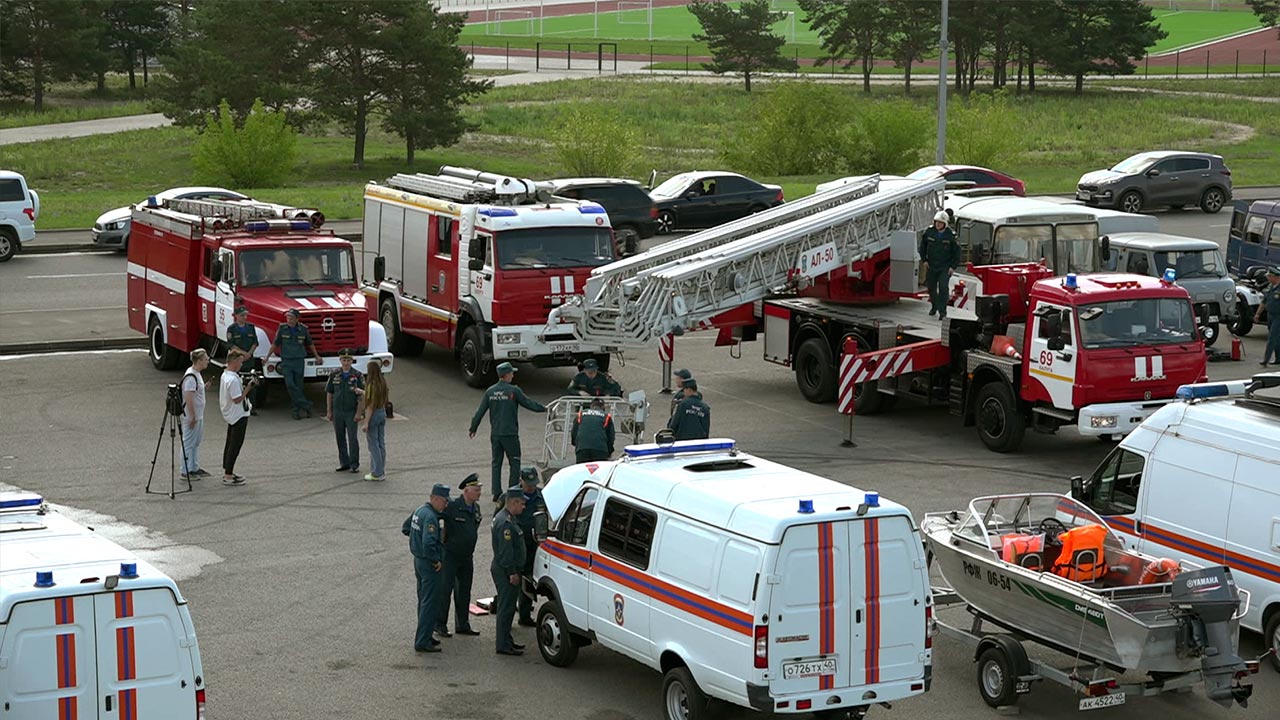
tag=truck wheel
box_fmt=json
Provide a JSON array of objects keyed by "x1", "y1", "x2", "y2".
[
  {"x1": 1264, "y1": 610, "x2": 1280, "y2": 673},
  {"x1": 1119, "y1": 190, "x2": 1143, "y2": 214},
  {"x1": 662, "y1": 666, "x2": 710, "y2": 720},
  {"x1": 1201, "y1": 321, "x2": 1220, "y2": 347},
  {"x1": 975, "y1": 382, "x2": 1025, "y2": 453},
  {"x1": 536, "y1": 600, "x2": 579, "y2": 668},
  {"x1": 148, "y1": 318, "x2": 180, "y2": 371},
  {"x1": 854, "y1": 380, "x2": 896, "y2": 415},
  {"x1": 459, "y1": 325, "x2": 495, "y2": 388},
  {"x1": 0, "y1": 229, "x2": 17, "y2": 262},
  {"x1": 657, "y1": 210, "x2": 676, "y2": 235},
  {"x1": 976, "y1": 647, "x2": 1019, "y2": 708},
  {"x1": 380, "y1": 299, "x2": 424, "y2": 357},
  {"x1": 1231, "y1": 298, "x2": 1253, "y2": 336},
  {"x1": 794, "y1": 338, "x2": 836, "y2": 403},
  {"x1": 1199, "y1": 187, "x2": 1226, "y2": 214}
]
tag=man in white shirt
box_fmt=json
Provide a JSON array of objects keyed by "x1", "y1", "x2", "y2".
[
  {"x1": 220, "y1": 348, "x2": 258, "y2": 486},
  {"x1": 180, "y1": 349, "x2": 212, "y2": 479}
]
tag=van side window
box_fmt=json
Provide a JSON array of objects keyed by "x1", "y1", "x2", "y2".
[
  {"x1": 1269, "y1": 223, "x2": 1280, "y2": 248},
  {"x1": 1125, "y1": 252, "x2": 1150, "y2": 275},
  {"x1": 1083, "y1": 448, "x2": 1145, "y2": 515},
  {"x1": 556, "y1": 487, "x2": 598, "y2": 546},
  {"x1": 1245, "y1": 216, "x2": 1266, "y2": 244},
  {"x1": 598, "y1": 499, "x2": 657, "y2": 569},
  {"x1": 436, "y1": 216, "x2": 454, "y2": 257}
]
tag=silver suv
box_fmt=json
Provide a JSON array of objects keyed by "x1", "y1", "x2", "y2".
[
  {"x1": 0, "y1": 170, "x2": 40, "y2": 262},
  {"x1": 1076, "y1": 151, "x2": 1232, "y2": 215}
]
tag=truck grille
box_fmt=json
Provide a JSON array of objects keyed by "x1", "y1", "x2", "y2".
[{"x1": 301, "y1": 310, "x2": 364, "y2": 353}]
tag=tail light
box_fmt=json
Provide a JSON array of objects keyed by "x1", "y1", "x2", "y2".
[
  {"x1": 753, "y1": 624, "x2": 769, "y2": 668},
  {"x1": 774, "y1": 189, "x2": 784, "y2": 203},
  {"x1": 1221, "y1": 169, "x2": 1232, "y2": 176},
  {"x1": 924, "y1": 605, "x2": 933, "y2": 649},
  {"x1": 1083, "y1": 679, "x2": 1118, "y2": 697},
  {"x1": 196, "y1": 688, "x2": 206, "y2": 719},
  {"x1": 23, "y1": 207, "x2": 35, "y2": 221},
  {"x1": 650, "y1": 206, "x2": 659, "y2": 219}
]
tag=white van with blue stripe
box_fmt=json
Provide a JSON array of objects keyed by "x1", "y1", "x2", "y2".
[{"x1": 530, "y1": 439, "x2": 932, "y2": 720}]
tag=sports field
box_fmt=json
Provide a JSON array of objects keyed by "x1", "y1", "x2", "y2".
[{"x1": 1148, "y1": 9, "x2": 1267, "y2": 52}]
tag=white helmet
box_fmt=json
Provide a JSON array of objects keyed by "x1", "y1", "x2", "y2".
[{"x1": 933, "y1": 211, "x2": 949, "y2": 226}]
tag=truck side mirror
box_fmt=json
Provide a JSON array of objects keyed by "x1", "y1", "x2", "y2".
[
  {"x1": 1069, "y1": 475, "x2": 1085, "y2": 500},
  {"x1": 211, "y1": 258, "x2": 224, "y2": 283},
  {"x1": 533, "y1": 510, "x2": 549, "y2": 543},
  {"x1": 1100, "y1": 235, "x2": 1111, "y2": 263},
  {"x1": 468, "y1": 237, "x2": 486, "y2": 270},
  {"x1": 373, "y1": 256, "x2": 385, "y2": 283},
  {"x1": 468, "y1": 257, "x2": 484, "y2": 272}
]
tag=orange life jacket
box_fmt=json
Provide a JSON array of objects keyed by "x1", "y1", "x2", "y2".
[
  {"x1": 1000, "y1": 533, "x2": 1045, "y2": 568},
  {"x1": 1052, "y1": 524, "x2": 1107, "y2": 582}
]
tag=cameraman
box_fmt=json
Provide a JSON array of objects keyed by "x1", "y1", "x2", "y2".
[
  {"x1": 180, "y1": 348, "x2": 212, "y2": 479},
  {"x1": 219, "y1": 348, "x2": 258, "y2": 486}
]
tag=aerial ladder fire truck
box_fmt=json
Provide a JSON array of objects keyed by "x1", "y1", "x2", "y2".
[{"x1": 549, "y1": 176, "x2": 1207, "y2": 452}]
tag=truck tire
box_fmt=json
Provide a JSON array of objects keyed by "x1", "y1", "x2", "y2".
[
  {"x1": 975, "y1": 382, "x2": 1025, "y2": 453},
  {"x1": 1231, "y1": 298, "x2": 1253, "y2": 336},
  {"x1": 535, "y1": 600, "x2": 579, "y2": 668},
  {"x1": 1119, "y1": 190, "x2": 1143, "y2": 214},
  {"x1": 0, "y1": 228, "x2": 17, "y2": 262},
  {"x1": 976, "y1": 646, "x2": 1019, "y2": 708},
  {"x1": 148, "y1": 318, "x2": 181, "y2": 371},
  {"x1": 459, "y1": 324, "x2": 495, "y2": 388},
  {"x1": 1264, "y1": 609, "x2": 1280, "y2": 673},
  {"x1": 662, "y1": 666, "x2": 710, "y2": 720},
  {"x1": 1201, "y1": 321, "x2": 1220, "y2": 347},
  {"x1": 794, "y1": 338, "x2": 836, "y2": 403},
  {"x1": 1199, "y1": 187, "x2": 1226, "y2": 214},
  {"x1": 380, "y1": 299, "x2": 424, "y2": 357}
]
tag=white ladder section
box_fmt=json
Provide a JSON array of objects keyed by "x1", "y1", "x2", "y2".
[
  {"x1": 383, "y1": 166, "x2": 553, "y2": 205},
  {"x1": 161, "y1": 198, "x2": 324, "y2": 227},
  {"x1": 554, "y1": 177, "x2": 944, "y2": 347}
]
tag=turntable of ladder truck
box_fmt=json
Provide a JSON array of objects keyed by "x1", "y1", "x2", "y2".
[
  {"x1": 126, "y1": 195, "x2": 392, "y2": 379},
  {"x1": 544, "y1": 175, "x2": 1206, "y2": 453},
  {"x1": 360, "y1": 166, "x2": 617, "y2": 387}
]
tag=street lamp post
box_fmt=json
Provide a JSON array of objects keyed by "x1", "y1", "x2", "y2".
[{"x1": 935, "y1": 0, "x2": 949, "y2": 164}]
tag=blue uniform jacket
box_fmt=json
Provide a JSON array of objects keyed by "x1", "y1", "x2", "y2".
[{"x1": 402, "y1": 504, "x2": 443, "y2": 562}]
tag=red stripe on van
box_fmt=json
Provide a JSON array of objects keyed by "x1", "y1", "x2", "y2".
[
  {"x1": 1103, "y1": 517, "x2": 1280, "y2": 584},
  {"x1": 119, "y1": 688, "x2": 137, "y2": 720},
  {"x1": 863, "y1": 519, "x2": 881, "y2": 685},
  {"x1": 58, "y1": 696, "x2": 77, "y2": 720},
  {"x1": 116, "y1": 626, "x2": 136, "y2": 681},
  {"x1": 56, "y1": 632, "x2": 77, "y2": 688},
  {"x1": 55, "y1": 597, "x2": 74, "y2": 625},
  {"x1": 115, "y1": 591, "x2": 134, "y2": 618},
  {"x1": 817, "y1": 522, "x2": 836, "y2": 690}
]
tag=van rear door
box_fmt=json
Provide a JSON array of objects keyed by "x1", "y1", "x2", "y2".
[
  {"x1": 0, "y1": 596, "x2": 96, "y2": 719},
  {"x1": 93, "y1": 588, "x2": 198, "y2": 719}
]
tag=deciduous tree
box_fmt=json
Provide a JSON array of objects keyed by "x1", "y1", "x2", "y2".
[
  {"x1": 884, "y1": 0, "x2": 939, "y2": 94},
  {"x1": 1039, "y1": 0, "x2": 1166, "y2": 94},
  {"x1": 688, "y1": 0, "x2": 797, "y2": 93}
]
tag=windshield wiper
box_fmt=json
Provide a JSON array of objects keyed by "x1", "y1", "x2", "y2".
[{"x1": 283, "y1": 277, "x2": 316, "y2": 290}]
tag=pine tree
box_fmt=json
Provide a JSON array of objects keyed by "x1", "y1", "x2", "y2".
[{"x1": 688, "y1": 0, "x2": 797, "y2": 93}]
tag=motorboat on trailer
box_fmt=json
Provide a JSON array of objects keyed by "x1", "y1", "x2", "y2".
[{"x1": 922, "y1": 492, "x2": 1254, "y2": 708}]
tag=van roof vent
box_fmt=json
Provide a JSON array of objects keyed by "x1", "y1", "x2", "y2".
[{"x1": 683, "y1": 459, "x2": 754, "y2": 473}]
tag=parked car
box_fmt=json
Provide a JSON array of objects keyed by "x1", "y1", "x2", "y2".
[
  {"x1": 908, "y1": 164, "x2": 1026, "y2": 196},
  {"x1": 0, "y1": 169, "x2": 40, "y2": 263},
  {"x1": 648, "y1": 171, "x2": 783, "y2": 234},
  {"x1": 548, "y1": 177, "x2": 658, "y2": 256},
  {"x1": 1076, "y1": 151, "x2": 1232, "y2": 214},
  {"x1": 92, "y1": 186, "x2": 248, "y2": 250}
]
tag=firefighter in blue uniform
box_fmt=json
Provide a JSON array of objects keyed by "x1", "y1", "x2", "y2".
[
  {"x1": 491, "y1": 487, "x2": 528, "y2": 656},
  {"x1": 1258, "y1": 266, "x2": 1280, "y2": 366},
  {"x1": 515, "y1": 468, "x2": 546, "y2": 627},
  {"x1": 270, "y1": 309, "x2": 323, "y2": 419},
  {"x1": 919, "y1": 211, "x2": 962, "y2": 319},
  {"x1": 402, "y1": 484, "x2": 450, "y2": 653},
  {"x1": 225, "y1": 306, "x2": 263, "y2": 413},
  {"x1": 469, "y1": 362, "x2": 547, "y2": 504},
  {"x1": 567, "y1": 358, "x2": 611, "y2": 396},
  {"x1": 667, "y1": 377, "x2": 711, "y2": 440},
  {"x1": 571, "y1": 398, "x2": 615, "y2": 463},
  {"x1": 437, "y1": 474, "x2": 483, "y2": 638}
]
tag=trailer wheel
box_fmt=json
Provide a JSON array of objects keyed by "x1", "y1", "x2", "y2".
[
  {"x1": 976, "y1": 647, "x2": 1019, "y2": 708},
  {"x1": 975, "y1": 382, "x2": 1025, "y2": 453},
  {"x1": 459, "y1": 324, "x2": 495, "y2": 388},
  {"x1": 662, "y1": 666, "x2": 710, "y2": 720},
  {"x1": 1264, "y1": 610, "x2": 1280, "y2": 673},
  {"x1": 536, "y1": 600, "x2": 579, "y2": 668},
  {"x1": 381, "y1": 299, "x2": 424, "y2": 357},
  {"x1": 794, "y1": 338, "x2": 836, "y2": 403},
  {"x1": 148, "y1": 318, "x2": 181, "y2": 371},
  {"x1": 1231, "y1": 298, "x2": 1253, "y2": 336}
]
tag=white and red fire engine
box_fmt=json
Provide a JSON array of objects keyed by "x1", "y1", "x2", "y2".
[
  {"x1": 127, "y1": 196, "x2": 392, "y2": 380},
  {"x1": 548, "y1": 176, "x2": 1207, "y2": 452},
  {"x1": 361, "y1": 166, "x2": 616, "y2": 387}
]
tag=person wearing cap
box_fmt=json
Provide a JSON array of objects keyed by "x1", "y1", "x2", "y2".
[
  {"x1": 667, "y1": 377, "x2": 711, "y2": 440},
  {"x1": 571, "y1": 397, "x2": 615, "y2": 463},
  {"x1": 491, "y1": 487, "x2": 528, "y2": 656},
  {"x1": 403, "y1": 484, "x2": 451, "y2": 653},
  {"x1": 270, "y1": 308, "x2": 322, "y2": 419},
  {"x1": 437, "y1": 474, "x2": 484, "y2": 638},
  {"x1": 469, "y1": 362, "x2": 547, "y2": 503},
  {"x1": 325, "y1": 349, "x2": 365, "y2": 474},
  {"x1": 567, "y1": 358, "x2": 610, "y2": 397},
  {"x1": 515, "y1": 468, "x2": 545, "y2": 626},
  {"x1": 919, "y1": 210, "x2": 961, "y2": 319},
  {"x1": 225, "y1": 306, "x2": 263, "y2": 413},
  {"x1": 1257, "y1": 267, "x2": 1280, "y2": 366},
  {"x1": 670, "y1": 367, "x2": 694, "y2": 416}
]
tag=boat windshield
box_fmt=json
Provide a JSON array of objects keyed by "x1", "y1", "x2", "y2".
[{"x1": 953, "y1": 494, "x2": 1121, "y2": 550}]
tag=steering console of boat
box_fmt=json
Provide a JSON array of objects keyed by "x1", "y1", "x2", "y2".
[{"x1": 1037, "y1": 517, "x2": 1067, "y2": 543}]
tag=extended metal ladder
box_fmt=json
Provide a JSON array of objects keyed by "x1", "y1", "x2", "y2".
[
  {"x1": 553, "y1": 177, "x2": 945, "y2": 346},
  {"x1": 383, "y1": 166, "x2": 553, "y2": 205},
  {"x1": 162, "y1": 198, "x2": 324, "y2": 228}
]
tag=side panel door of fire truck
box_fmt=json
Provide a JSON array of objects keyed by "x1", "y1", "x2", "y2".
[
  {"x1": 213, "y1": 248, "x2": 237, "y2": 347},
  {"x1": 426, "y1": 213, "x2": 459, "y2": 347},
  {"x1": 459, "y1": 209, "x2": 494, "y2": 323},
  {"x1": 1025, "y1": 303, "x2": 1078, "y2": 410}
]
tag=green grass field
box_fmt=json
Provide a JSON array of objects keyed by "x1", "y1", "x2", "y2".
[{"x1": 1148, "y1": 9, "x2": 1266, "y2": 52}]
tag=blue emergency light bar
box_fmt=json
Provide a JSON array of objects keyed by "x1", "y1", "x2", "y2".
[
  {"x1": 623, "y1": 439, "x2": 737, "y2": 458},
  {"x1": 1064, "y1": 273, "x2": 1078, "y2": 289},
  {"x1": 0, "y1": 494, "x2": 43, "y2": 509},
  {"x1": 243, "y1": 220, "x2": 312, "y2": 232},
  {"x1": 578, "y1": 203, "x2": 606, "y2": 214},
  {"x1": 478, "y1": 207, "x2": 518, "y2": 218},
  {"x1": 1175, "y1": 379, "x2": 1250, "y2": 400},
  {"x1": 1163, "y1": 268, "x2": 1177, "y2": 283}
]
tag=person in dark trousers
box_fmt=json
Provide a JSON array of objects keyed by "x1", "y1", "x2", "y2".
[
  {"x1": 567, "y1": 357, "x2": 610, "y2": 396},
  {"x1": 667, "y1": 378, "x2": 711, "y2": 440},
  {"x1": 469, "y1": 362, "x2": 546, "y2": 505},
  {"x1": 225, "y1": 306, "x2": 263, "y2": 413},
  {"x1": 403, "y1": 484, "x2": 450, "y2": 653},
  {"x1": 218, "y1": 348, "x2": 256, "y2": 486},
  {"x1": 491, "y1": 488, "x2": 528, "y2": 656},
  {"x1": 919, "y1": 211, "x2": 961, "y2": 319},
  {"x1": 269, "y1": 308, "x2": 322, "y2": 419},
  {"x1": 1257, "y1": 267, "x2": 1280, "y2": 366},
  {"x1": 325, "y1": 349, "x2": 365, "y2": 474},
  {"x1": 515, "y1": 468, "x2": 545, "y2": 627},
  {"x1": 437, "y1": 474, "x2": 483, "y2": 638},
  {"x1": 571, "y1": 398, "x2": 615, "y2": 463}
]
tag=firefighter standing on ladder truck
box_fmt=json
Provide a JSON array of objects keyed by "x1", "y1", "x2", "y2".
[{"x1": 920, "y1": 211, "x2": 961, "y2": 319}]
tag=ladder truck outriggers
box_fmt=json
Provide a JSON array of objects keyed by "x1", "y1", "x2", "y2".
[
  {"x1": 360, "y1": 167, "x2": 619, "y2": 387},
  {"x1": 127, "y1": 195, "x2": 392, "y2": 382},
  {"x1": 548, "y1": 176, "x2": 1208, "y2": 452}
]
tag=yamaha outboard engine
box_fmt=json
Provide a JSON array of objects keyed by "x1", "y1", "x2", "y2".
[{"x1": 1170, "y1": 566, "x2": 1253, "y2": 707}]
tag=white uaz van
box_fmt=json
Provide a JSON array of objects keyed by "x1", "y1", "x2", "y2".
[
  {"x1": 1069, "y1": 374, "x2": 1280, "y2": 670},
  {"x1": 530, "y1": 439, "x2": 933, "y2": 720},
  {"x1": 0, "y1": 493, "x2": 208, "y2": 718}
]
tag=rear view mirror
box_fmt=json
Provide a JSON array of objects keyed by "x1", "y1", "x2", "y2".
[
  {"x1": 1040, "y1": 309, "x2": 1063, "y2": 340},
  {"x1": 1100, "y1": 235, "x2": 1111, "y2": 263},
  {"x1": 1069, "y1": 475, "x2": 1085, "y2": 500},
  {"x1": 468, "y1": 257, "x2": 484, "y2": 272},
  {"x1": 373, "y1": 256, "x2": 386, "y2": 283},
  {"x1": 533, "y1": 509, "x2": 549, "y2": 543},
  {"x1": 1047, "y1": 336, "x2": 1066, "y2": 351},
  {"x1": 647, "y1": 169, "x2": 657, "y2": 190},
  {"x1": 1146, "y1": 169, "x2": 1160, "y2": 178},
  {"x1": 211, "y1": 258, "x2": 225, "y2": 283}
]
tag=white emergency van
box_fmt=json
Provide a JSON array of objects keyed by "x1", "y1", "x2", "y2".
[
  {"x1": 0, "y1": 493, "x2": 207, "y2": 718},
  {"x1": 1068, "y1": 373, "x2": 1280, "y2": 670},
  {"x1": 529, "y1": 439, "x2": 932, "y2": 720}
]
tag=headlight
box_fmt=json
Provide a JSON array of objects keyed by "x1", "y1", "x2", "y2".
[
  {"x1": 496, "y1": 332, "x2": 521, "y2": 345},
  {"x1": 1224, "y1": 289, "x2": 1235, "y2": 302},
  {"x1": 1098, "y1": 177, "x2": 1120, "y2": 185},
  {"x1": 1090, "y1": 416, "x2": 1118, "y2": 429},
  {"x1": 107, "y1": 221, "x2": 125, "y2": 230}
]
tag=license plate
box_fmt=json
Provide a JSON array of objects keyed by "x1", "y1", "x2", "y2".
[
  {"x1": 1078, "y1": 693, "x2": 1126, "y2": 710},
  {"x1": 549, "y1": 342, "x2": 579, "y2": 353},
  {"x1": 782, "y1": 657, "x2": 837, "y2": 679},
  {"x1": 1076, "y1": 193, "x2": 1091, "y2": 201}
]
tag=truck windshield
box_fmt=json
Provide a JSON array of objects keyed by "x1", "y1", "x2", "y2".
[
  {"x1": 496, "y1": 227, "x2": 615, "y2": 269},
  {"x1": 1057, "y1": 223, "x2": 1098, "y2": 274},
  {"x1": 239, "y1": 247, "x2": 355, "y2": 287},
  {"x1": 1077, "y1": 298, "x2": 1196, "y2": 349},
  {"x1": 1154, "y1": 249, "x2": 1225, "y2": 278},
  {"x1": 988, "y1": 222, "x2": 1098, "y2": 273}
]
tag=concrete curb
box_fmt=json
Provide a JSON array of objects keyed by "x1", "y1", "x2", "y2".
[{"x1": 0, "y1": 337, "x2": 147, "y2": 356}]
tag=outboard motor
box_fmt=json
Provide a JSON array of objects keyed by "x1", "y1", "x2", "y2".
[{"x1": 1169, "y1": 566, "x2": 1253, "y2": 708}]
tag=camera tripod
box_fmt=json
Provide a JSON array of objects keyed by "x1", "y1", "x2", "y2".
[{"x1": 146, "y1": 383, "x2": 194, "y2": 498}]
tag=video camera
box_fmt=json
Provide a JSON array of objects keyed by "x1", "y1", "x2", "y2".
[
  {"x1": 165, "y1": 383, "x2": 184, "y2": 417},
  {"x1": 239, "y1": 368, "x2": 262, "y2": 386}
]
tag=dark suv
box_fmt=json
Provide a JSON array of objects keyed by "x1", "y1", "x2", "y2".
[
  {"x1": 550, "y1": 178, "x2": 658, "y2": 256},
  {"x1": 1076, "y1": 151, "x2": 1232, "y2": 214}
]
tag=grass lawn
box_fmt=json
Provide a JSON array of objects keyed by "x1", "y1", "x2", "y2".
[
  {"x1": 0, "y1": 74, "x2": 157, "y2": 129},
  {"x1": 11, "y1": 78, "x2": 1279, "y2": 229},
  {"x1": 1098, "y1": 77, "x2": 1280, "y2": 95},
  {"x1": 1147, "y1": 9, "x2": 1265, "y2": 52}
]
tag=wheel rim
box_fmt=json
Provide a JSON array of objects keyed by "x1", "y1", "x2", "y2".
[
  {"x1": 981, "y1": 660, "x2": 1005, "y2": 698},
  {"x1": 979, "y1": 397, "x2": 1006, "y2": 438},
  {"x1": 539, "y1": 613, "x2": 563, "y2": 656},
  {"x1": 461, "y1": 338, "x2": 480, "y2": 377},
  {"x1": 658, "y1": 213, "x2": 673, "y2": 233},
  {"x1": 0, "y1": 236, "x2": 10, "y2": 256},
  {"x1": 380, "y1": 307, "x2": 397, "y2": 345},
  {"x1": 665, "y1": 679, "x2": 689, "y2": 720},
  {"x1": 150, "y1": 325, "x2": 164, "y2": 362},
  {"x1": 1121, "y1": 194, "x2": 1141, "y2": 213},
  {"x1": 1271, "y1": 621, "x2": 1280, "y2": 656},
  {"x1": 1205, "y1": 190, "x2": 1223, "y2": 212}
]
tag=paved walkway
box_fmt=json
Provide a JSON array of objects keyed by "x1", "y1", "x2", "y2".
[{"x1": 0, "y1": 113, "x2": 172, "y2": 146}]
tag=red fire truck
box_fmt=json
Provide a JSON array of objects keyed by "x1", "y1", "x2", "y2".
[
  {"x1": 361, "y1": 167, "x2": 617, "y2": 387},
  {"x1": 127, "y1": 197, "x2": 392, "y2": 381}
]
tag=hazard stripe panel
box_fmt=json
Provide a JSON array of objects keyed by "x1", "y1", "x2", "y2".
[
  {"x1": 56, "y1": 632, "x2": 77, "y2": 688},
  {"x1": 55, "y1": 596, "x2": 75, "y2": 625},
  {"x1": 817, "y1": 522, "x2": 836, "y2": 691},
  {"x1": 58, "y1": 696, "x2": 78, "y2": 720},
  {"x1": 863, "y1": 518, "x2": 881, "y2": 685},
  {"x1": 119, "y1": 688, "x2": 138, "y2": 720},
  {"x1": 116, "y1": 626, "x2": 137, "y2": 681},
  {"x1": 115, "y1": 590, "x2": 134, "y2": 618}
]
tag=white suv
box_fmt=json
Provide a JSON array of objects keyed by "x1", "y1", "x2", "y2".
[{"x1": 0, "y1": 170, "x2": 40, "y2": 262}]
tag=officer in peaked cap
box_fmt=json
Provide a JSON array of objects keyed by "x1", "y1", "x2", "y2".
[
  {"x1": 514, "y1": 468, "x2": 546, "y2": 627},
  {"x1": 403, "y1": 484, "x2": 450, "y2": 652},
  {"x1": 667, "y1": 377, "x2": 711, "y2": 440},
  {"x1": 437, "y1": 473, "x2": 484, "y2": 638},
  {"x1": 225, "y1": 306, "x2": 263, "y2": 413},
  {"x1": 469, "y1": 361, "x2": 547, "y2": 504},
  {"x1": 491, "y1": 486, "x2": 528, "y2": 656},
  {"x1": 270, "y1": 308, "x2": 322, "y2": 419}
]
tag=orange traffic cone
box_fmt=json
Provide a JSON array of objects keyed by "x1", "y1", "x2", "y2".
[{"x1": 990, "y1": 334, "x2": 1022, "y2": 360}]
